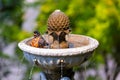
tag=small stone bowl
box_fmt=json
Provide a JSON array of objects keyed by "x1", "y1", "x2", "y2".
[{"x1": 18, "y1": 34, "x2": 99, "y2": 70}]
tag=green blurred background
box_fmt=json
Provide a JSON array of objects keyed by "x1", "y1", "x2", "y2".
[{"x1": 0, "y1": 0, "x2": 120, "y2": 80}]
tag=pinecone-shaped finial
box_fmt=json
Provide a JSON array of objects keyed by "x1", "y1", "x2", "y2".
[
  {"x1": 47, "y1": 10, "x2": 71, "y2": 49},
  {"x1": 47, "y1": 10, "x2": 70, "y2": 35}
]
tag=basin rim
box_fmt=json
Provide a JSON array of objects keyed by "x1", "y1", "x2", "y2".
[{"x1": 18, "y1": 34, "x2": 99, "y2": 56}]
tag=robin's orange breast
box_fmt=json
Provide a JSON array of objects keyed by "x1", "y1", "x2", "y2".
[{"x1": 30, "y1": 37, "x2": 40, "y2": 48}]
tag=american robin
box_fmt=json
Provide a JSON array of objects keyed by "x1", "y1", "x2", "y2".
[{"x1": 30, "y1": 31, "x2": 48, "y2": 48}]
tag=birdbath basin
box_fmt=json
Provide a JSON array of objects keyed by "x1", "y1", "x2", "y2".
[{"x1": 18, "y1": 34, "x2": 99, "y2": 80}]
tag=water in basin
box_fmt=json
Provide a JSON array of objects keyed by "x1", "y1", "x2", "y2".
[{"x1": 26, "y1": 34, "x2": 89, "y2": 49}]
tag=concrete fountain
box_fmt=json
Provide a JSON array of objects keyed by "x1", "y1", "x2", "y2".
[{"x1": 18, "y1": 10, "x2": 99, "y2": 80}]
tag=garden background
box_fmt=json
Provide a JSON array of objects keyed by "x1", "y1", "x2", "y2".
[{"x1": 0, "y1": 0, "x2": 120, "y2": 80}]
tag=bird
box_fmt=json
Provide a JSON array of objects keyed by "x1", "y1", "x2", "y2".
[{"x1": 29, "y1": 31, "x2": 48, "y2": 48}]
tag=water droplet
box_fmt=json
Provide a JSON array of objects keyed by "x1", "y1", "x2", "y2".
[
  {"x1": 60, "y1": 59, "x2": 64, "y2": 78},
  {"x1": 28, "y1": 63, "x2": 35, "y2": 80},
  {"x1": 84, "y1": 65, "x2": 86, "y2": 80}
]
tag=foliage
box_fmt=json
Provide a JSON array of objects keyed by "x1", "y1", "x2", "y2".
[
  {"x1": 0, "y1": 0, "x2": 32, "y2": 43},
  {"x1": 0, "y1": 0, "x2": 120, "y2": 79},
  {"x1": 36, "y1": 0, "x2": 120, "y2": 62}
]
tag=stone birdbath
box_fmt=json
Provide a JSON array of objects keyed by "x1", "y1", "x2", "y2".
[{"x1": 18, "y1": 10, "x2": 99, "y2": 80}]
